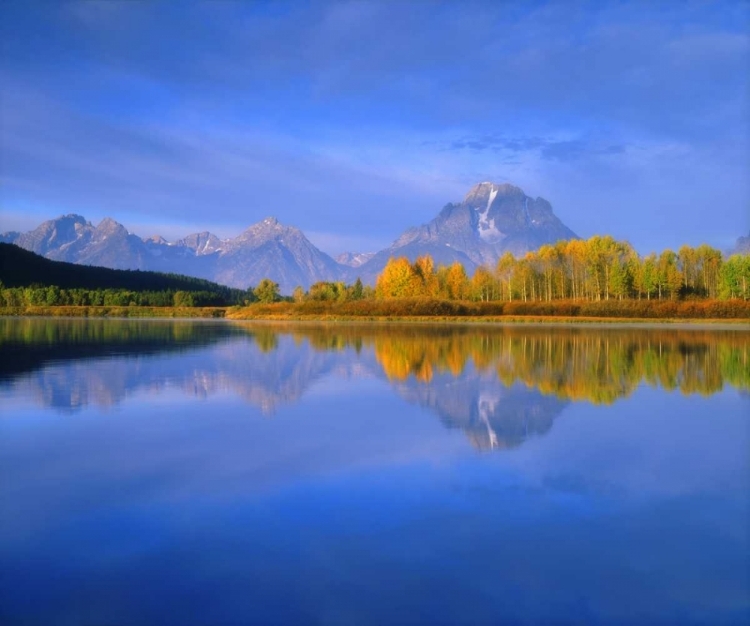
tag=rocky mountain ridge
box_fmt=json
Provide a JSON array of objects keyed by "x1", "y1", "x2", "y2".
[
  {"x1": 2, "y1": 182, "x2": 580, "y2": 291},
  {"x1": 352, "y1": 182, "x2": 579, "y2": 283},
  {"x1": 2, "y1": 214, "x2": 343, "y2": 292}
]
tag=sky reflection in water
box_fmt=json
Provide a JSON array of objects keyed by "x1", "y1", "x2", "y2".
[{"x1": 0, "y1": 319, "x2": 748, "y2": 625}]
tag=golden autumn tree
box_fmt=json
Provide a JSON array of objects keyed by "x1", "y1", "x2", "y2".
[
  {"x1": 413, "y1": 255, "x2": 439, "y2": 297},
  {"x1": 375, "y1": 257, "x2": 415, "y2": 299},
  {"x1": 445, "y1": 262, "x2": 469, "y2": 300}
]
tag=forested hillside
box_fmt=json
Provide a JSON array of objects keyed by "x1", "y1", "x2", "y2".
[{"x1": 0, "y1": 243, "x2": 247, "y2": 306}]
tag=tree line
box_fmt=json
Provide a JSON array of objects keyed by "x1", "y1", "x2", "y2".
[
  {"x1": 373, "y1": 237, "x2": 748, "y2": 302},
  {"x1": 0, "y1": 285, "x2": 242, "y2": 308},
  {"x1": 249, "y1": 277, "x2": 373, "y2": 304},
  {"x1": 251, "y1": 237, "x2": 747, "y2": 305}
]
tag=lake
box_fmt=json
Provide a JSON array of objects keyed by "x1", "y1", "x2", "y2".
[{"x1": 1, "y1": 318, "x2": 748, "y2": 625}]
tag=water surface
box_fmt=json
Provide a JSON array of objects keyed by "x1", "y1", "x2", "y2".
[{"x1": 1, "y1": 319, "x2": 748, "y2": 625}]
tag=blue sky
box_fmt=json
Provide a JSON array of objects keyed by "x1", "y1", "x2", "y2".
[{"x1": 1, "y1": 0, "x2": 748, "y2": 255}]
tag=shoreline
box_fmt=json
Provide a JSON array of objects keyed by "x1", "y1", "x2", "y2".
[
  {"x1": 0, "y1": 306, "x2": 226, "y2": 319},
  {"x1": 1, "y1": 306, "x2": 749, "y2": 327},
  {"x1": 228, "y1": 316, "x2": 750, "y2": 328}
]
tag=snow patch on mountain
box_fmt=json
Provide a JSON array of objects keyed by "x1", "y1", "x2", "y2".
[{"x1": 476, "y1": 184, "x2": 502, "y2": 242}]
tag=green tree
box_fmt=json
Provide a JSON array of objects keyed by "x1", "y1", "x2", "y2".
[
  {"x1": 609, "y1": 261, "x2": 630, "y2": 300},
  {"x1": 254, "y1": 279, "x2": 281, "y2": 303},
  {"x1": 173, "y1": 291, "x2": 195, "y2": 307},
  {"x1": 658, "y1": 250, "x2": 682, "y2": 300},
  {"x1": 641, "y1": 254, "x2": 657, "y2": 300},
  {"x1": 351, "y1": 277, "x2": 364, "y2": 300},
  {"x1": 44, "y1": 285, "x2": 61, "y2": 306},
  {"x1": 720, "y1": 254, "x2": 750, "y2": 300}
]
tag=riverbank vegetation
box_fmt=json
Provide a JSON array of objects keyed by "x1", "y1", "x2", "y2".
[
  {"x1": 0, "y1": 306, "x2": 227, "y2": 318},
  {"x1": 232, "y1": 237, "x2": 750, "y2": 320},
  {"x1": 228, "y1": 298, "x2": 750, "y2": 320}
]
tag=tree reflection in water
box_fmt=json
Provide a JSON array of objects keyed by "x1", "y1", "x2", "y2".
[{"x1": 1, "y1": 320, "x2": 747, "y2": 449}]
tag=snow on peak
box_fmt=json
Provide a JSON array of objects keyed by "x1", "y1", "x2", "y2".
[
  {"x1": 464, "y1": 181, "x2": 516, "y2": 205},
  {"x1": 475, "y1": 184, "x2": 502, "y2": 242},
  {"x1": 487, "y1": 185, "x2": 498, "y2": 211}
]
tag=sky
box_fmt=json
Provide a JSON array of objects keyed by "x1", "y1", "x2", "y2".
[{"x1": 1, "y1": 0, "x2": 748, "y2": 255}]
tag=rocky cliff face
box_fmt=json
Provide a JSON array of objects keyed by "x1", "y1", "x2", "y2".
[{"x1": 351, "y1": 182, "x2": 578, "y2": 283}]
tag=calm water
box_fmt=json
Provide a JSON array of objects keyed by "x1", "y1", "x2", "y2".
[{"x1": 1, "y1": 319, "x2": 748, "y2": 625}]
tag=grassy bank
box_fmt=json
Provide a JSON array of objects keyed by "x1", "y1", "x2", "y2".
[
  {"x1": 227, "y1": 298, "x2": 750, "y2": 323},
  {"x1": 0, "y1": 306, "x2": 227, "y2": 318},
  {"x1": 3, "y1": 298, "x2": 749, "y2": 323}
]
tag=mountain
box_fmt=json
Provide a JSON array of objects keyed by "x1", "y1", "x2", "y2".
[
  {"x1": 211, "y1": 217, "x2": 345, "y2": 291},
  {"x1": 2, "y1": 215, "x2": 344, "y2": 292},
  {"x1": 1, "y1": 181, "x2": 578, "y2": 290},
  {"x1": 7, "y1": 214, "x2": 162, "y2": 271},
  {"x1": 0, "y1": 231, "x2": 20, "y2": 244},
  {"x1": 336, "y1": 252, "x2": 375, "y2": 268},
  {"x1": 352, "y1": 182, "x2": 578, "y2": 283},
  {"x1": 728, "y1": 232, "x2": 750, "y2": 255}
]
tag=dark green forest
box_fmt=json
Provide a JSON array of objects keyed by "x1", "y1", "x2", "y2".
[{"x1": 0, "y1": 243, "x2": 248, "y2": 307}]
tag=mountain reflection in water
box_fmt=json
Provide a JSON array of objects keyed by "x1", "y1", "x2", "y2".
[{"x1": 1, "y1": 319, "x2": 747, "y2": 451}]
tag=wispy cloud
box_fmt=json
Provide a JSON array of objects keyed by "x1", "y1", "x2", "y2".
[{"x1": 434, "y1": 134, "x2": 630, "y2": 163}]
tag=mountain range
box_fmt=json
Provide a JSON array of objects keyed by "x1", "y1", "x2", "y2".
[{"x1": 2, "y1": 182, "x2": 580, "y2": 292}]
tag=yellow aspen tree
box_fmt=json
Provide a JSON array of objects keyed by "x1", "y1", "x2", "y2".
[{"x1": 446, "y1": 262, "x2": 469, "y2": 300}]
